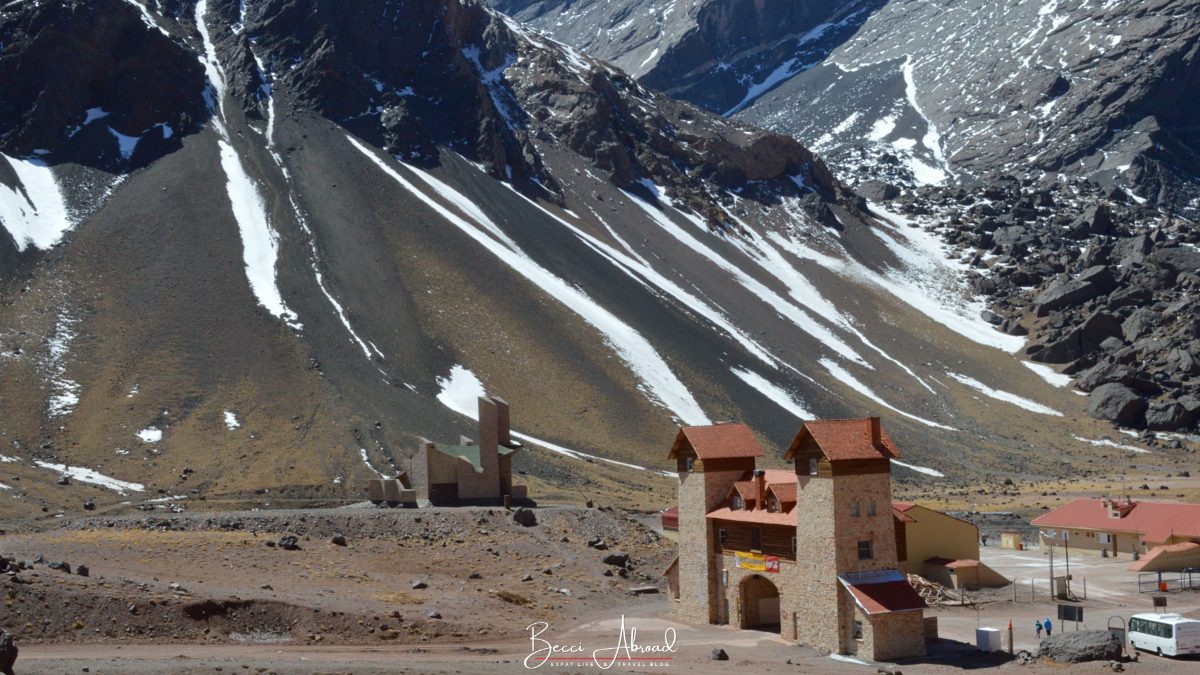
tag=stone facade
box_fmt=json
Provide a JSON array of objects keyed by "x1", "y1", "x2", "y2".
[
  {"x1": 675, "y1": 455, "x2": 752, "y2": 624},
  {"x1": 862, "y1": 608, "x2": 926, "y2": 661},
  {"x1": 672, "y1": 419, "x2": 927, "y2": 663}
]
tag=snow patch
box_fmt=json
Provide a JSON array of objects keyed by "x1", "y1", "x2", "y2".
[
  {"x1": 1022, "y1": 361, "x2": 1072, "y2": 387},
  {"x1": 891, "y1": 459, "x2": 945, "y2": 478},
  {"x1": 34, "y1": 460, "x2": 144, "y2": 494},
  {"x1": 1072, "y1": 435, "x2": 1150, "y2": 454},
  {"x1": 359, "y1": 448, "x2": 385, "y2": 477},
  {"x1": 948, "y1": 373, "x2": 1062, "y2": 416},
  {"x1": 820, "y1": 358, "x2": 956, "y2": 431},
  {"x1": 223, "y1": 411, "x2": 240, "y2": 430},
  {"x1": 136, "y1": 426, "x2": 163, "y2": 443},
  {"x1": 731, "y1": 367, "x2": 814, "y2": 420},
  {"x1": 0, "y1": 153, "x2": 74, "y2": 252}
]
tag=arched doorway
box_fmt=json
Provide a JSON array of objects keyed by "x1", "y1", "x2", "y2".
[{"x1": 740, "y1": 574, "x2": 781, "y2": 633}]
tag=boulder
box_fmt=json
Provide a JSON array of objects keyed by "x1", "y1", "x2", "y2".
[
  {"x1": 856, "y1": 180, "x2": 901, "y2": 201},
  {"x1": 1149, "y1": 246, "x2": 1200, "y2": 273},
  {"x1": 1122, "y1": 308, "x2": 1156, "y2": 342},
  {"x1": 602, "y1": 552, "x2": 631, "y2": 567},
  {"x1": 0, "y1": 629, "x2": 15, "y2": 675},
  {"x1": 512, "y1": 507, "x2": 537, "y2": 527},
  {"x1": 1111, "y1": 235, "x2": 1152, "y2": 267},
  {"x1": 1038, "y1": 630, "x2": 1121, "y2": 663},
  {"x1": 1145, "y1": 402, "x2": 1195, "y2": 431},
  {"x1": 331, "y1": 533, "x2": 347, "y2": 546},
  {"x1": 1034, "y1": 266, "x2": 1115, "y2": 316},
  {"x1": 1087, "y1": 383, "x2": 1148, "y2": 428},
  {"x1": 710, "y1": 648, "x2": 729, "y2": 661},
  {"x1": 277, "y1": 535, "x2": 300, "y2": 550},
  {"x1": 1078, "y1": 312, "x2": 1123, "y2": 353}
]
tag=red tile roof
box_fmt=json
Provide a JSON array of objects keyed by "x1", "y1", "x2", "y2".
[
  {"x1": 1031, "y1": 498, "x2": 1200, "y2": 544},
  {"x1": 762, "y1": 469, "x2": 797, "y2": 484},
  {"x1": 842, "y1": 579, "x2": 927, "y2": 614},
  {"x1": 731, "y1": 481, "x2": 758, "y2": 504},
  {"x1": 1127, "y1": 542, "x2": 1200, "y2": 572},
  {"x1": 944, "y1": 559, "x2": 981, "y2": 570},
  {"x1": 892, "y1": 507, "x2": 916, "y2": 524},
  {"x1": 707, "y1": 506, "x2": 797, "y2": 526},
  {"x1": 668, "y1": 424, "x2": 765, "y2": 461},
  {"x1": 785, "y1": 418, "x2": 901, "y2": 462},
  {"x1": 893, "y1": 501, "x2": 916, "y2": 512},
  {"x1": 768, "y1": 483, "x2": 797, "y2": 504}
]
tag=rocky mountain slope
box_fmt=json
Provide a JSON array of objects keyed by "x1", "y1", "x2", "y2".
[
  {"x1": 481, "y1": 0, "x2": 1200, "y2": 430},
  {"x1": 494, "y1": 0, "x2": 1200, "y2": 206},
  {"x1": 0, "y1": 0, "x2": 1189, "y2": 521}
]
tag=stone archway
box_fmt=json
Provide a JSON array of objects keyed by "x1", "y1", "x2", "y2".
[{"x1": 740, "y1": 574, "x2": 781, "y2": 632}]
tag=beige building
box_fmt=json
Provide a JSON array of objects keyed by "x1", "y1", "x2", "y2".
[
  {"x1": 667, "y1": 418, "x2": 926, "y2": 662},
  {"x1": 414, "y1": 395, "x2": 527, "y2": 506},
  {"x1": 1032, "y1": 497, "x2": 1200, "y2": 558}
]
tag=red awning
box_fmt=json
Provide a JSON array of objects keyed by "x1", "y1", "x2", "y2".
[{"x1": 842, "y1": 580, "x2": 927, "y2": 614}]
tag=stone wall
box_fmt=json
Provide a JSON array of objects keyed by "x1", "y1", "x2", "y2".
[
  {"x1": 864, "y1": 609, "x2": 926, "y2": 661},
  {"x1": 832, "y1": 472, "x2": 900, "y2": 573},
  {"x1": 792, "y1": 475, "x2": 844, "y2": 653}
]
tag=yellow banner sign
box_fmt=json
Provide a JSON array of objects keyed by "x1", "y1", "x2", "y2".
[
  {"x1": 735, "y1": 551, "x2": 765, "y2": 571},
  {"x1": 734, "y1": 552, "x2": 779, "y2": 572}
]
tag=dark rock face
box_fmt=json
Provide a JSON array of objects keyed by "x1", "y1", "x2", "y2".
[
  {"x1": 1087, "y1": 384, "x2": 1147, "y2": 428},
  {"x1": 1038, "y1": 631, "x2": 1121, "y2": 664},
  {"x1": 0, "y1": 0, "x2": 208, "y2": 169}
]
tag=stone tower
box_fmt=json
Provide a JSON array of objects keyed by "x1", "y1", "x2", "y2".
[
  {"x1": 784, "y1": 417, "x2": 925, "y2": 660},
  {"x1": 668, "y1": 424, "x2": 764, "y2": 623}
]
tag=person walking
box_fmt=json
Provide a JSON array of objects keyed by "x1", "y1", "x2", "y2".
[
  {"x1": 1035, "y1": 619, "x2": 1043, "y2": 639},
  {"x1": 1044, "y1": 617, "x2": 1053, "y2": 637}
]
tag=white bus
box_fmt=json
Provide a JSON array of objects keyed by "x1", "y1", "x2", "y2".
[{"x1": 1128, "y1": 613, "x2": 1200, "y2": 657}]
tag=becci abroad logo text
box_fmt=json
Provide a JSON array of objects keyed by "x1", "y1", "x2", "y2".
[{"x1": 524, "y1": 615, "x2": 677, "y2": 669}]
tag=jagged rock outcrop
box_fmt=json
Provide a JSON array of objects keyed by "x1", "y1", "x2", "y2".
[{"x1": 0, "y1": 0, "x2": 207, "y2": 170}]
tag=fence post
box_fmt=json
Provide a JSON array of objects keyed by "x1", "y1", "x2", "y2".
[
  {"x1": 1031, "y1": 578, "x2": 1035, "y2": 602},
  {"x1": 1083, "y1": 577, "x2": 1087, "y2": 600}
]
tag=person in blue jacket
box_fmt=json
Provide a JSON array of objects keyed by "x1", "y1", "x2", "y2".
[{"x1": 1044, "y1": 617, "x2": 1053, "y2": 636}]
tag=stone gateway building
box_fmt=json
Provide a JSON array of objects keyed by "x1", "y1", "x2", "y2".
[{"x1": 667, "y1": 418, "x2": 927, "y2": 661}]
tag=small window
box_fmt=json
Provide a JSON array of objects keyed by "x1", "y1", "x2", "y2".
[
  {"x1": 854, "y1": 620, "x2": 863, "y2": 641},
  {"x1": 766, "y1": 494, "x2": 779, "y2": 513},
  {"x1": 791, "y1": 536, "x2": 797, "y2": 554},
  {"x1": 718, "y1": 528, "x2": 727, "y2": 546},
  {"x1": 867, "y1": 499, "x2": 877, "y2": 516},
  {"x1": 751, "y1": 527, "x2": 762, "y2": 551},
  {"x1": 685, "y1": 456, "x2": 695, "y2": 472},
  {"x1": 731, "y1": 494, "x2": 744, "y2": 510},
  {"x1": 857, "y1": 540, "x2": 873, "y2": 560},
  {"x1": 808, "y1": 458, "x2": 818, "y2": 475},
  {"x1": 851, "y1": 499, "x2": 861, "y2": 517}
]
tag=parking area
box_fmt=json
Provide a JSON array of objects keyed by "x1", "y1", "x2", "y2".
[{"x1": 930, "y1": 545, "x2": 1200, "y2": 655}]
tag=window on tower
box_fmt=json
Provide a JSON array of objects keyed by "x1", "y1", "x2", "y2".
[
  {"x1": 851, "y1": 499, "x2": 861, "y2": 517},
  {"x1": 857, "y1": 539, "x2": 874, "y2": 560}
]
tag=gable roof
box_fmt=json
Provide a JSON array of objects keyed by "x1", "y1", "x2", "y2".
[
  {"x1": 1032, "y1": 498, "x2": 1200, "y2": 544},
  {"x1": 668, "y1": 424, "x2": 764, "y2": 461},
  {"x1": 784, "y1": 418, "x2": 901, "y2": 462},
  {"x1": 892, "y1": 507, "x2": 916, "y2": 524},
  {"x1": 767, "y1": 482, "x2": 797, "y2": 504}
]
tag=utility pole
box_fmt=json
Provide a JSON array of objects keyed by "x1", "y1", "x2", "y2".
[
  {"x1": 1047, "y1": 530, "x2": 1055, "y2": 600},
  {"x1": 1064, "y1": 531, "x2": 1072, "y2": 598}
]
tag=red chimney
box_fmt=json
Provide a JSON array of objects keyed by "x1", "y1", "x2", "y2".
[
  {"x1": 753, "y1": 469, "x2": 765, "y2": 510},
  {"x1": 868, "y1": 417, "x2": 881, "y2": 446}
]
